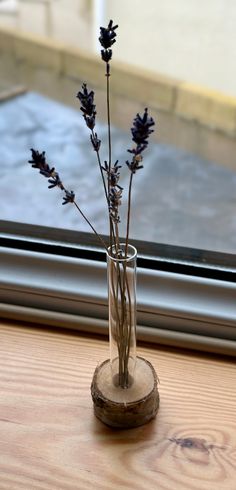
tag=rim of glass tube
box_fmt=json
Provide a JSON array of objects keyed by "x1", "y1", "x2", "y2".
[{"x1": 107, "y1": 243, "x2": 137, "y2": 263}]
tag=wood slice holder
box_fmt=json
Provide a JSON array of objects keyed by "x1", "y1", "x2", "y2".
[{"x1": 91, "y1": 356, "x2": 159, "y2": 429}]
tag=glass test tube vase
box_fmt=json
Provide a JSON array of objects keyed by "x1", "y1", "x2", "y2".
[{"x1": 91, "y1": 244, "x2": 160, "y2": 429}]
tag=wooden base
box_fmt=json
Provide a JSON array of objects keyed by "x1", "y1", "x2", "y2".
[{"x1": 91, "y1": 357, "x2": 159, "y2": 429}]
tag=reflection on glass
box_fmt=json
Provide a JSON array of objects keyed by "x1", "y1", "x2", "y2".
[{"x1": 0, "y1": 0, "x2": 236, "y2": 255}]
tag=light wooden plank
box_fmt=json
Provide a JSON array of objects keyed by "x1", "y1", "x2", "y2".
[{"x1": 0, "y1": 320, "x2": 235, "y2": 490}]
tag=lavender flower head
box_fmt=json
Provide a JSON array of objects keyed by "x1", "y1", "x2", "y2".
[
  {"x1": 102, "y1": 160, "x2": 123, "y2": 224},
  {"x1": 131, "y1": 108, "x2": 155, "y2": 147},
  {"x1": 99, "y1": 20, "x2": 118, "y2": 71},
  {"x1": 109, "y1": 187, "x2": 122, "y2": 224},
  {"x1": 62, "y1": 190, "x2": 75, "y2": 205},
  {"x1": 76, "y1": 83, "x2": 96, "y2": 130},
  {"x1": 29, "y1": 149, "x2": 62, "y2": 187},
  {"x1": 28, "y1": 149, "x2": 76, "y2": 205},
  {"x1": 126, "y1": 108, "x2": 155, "y2": 174}
]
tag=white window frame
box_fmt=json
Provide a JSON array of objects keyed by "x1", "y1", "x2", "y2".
[{"x1": 1, "y1": 221, "x2": 236, "y2": 356}]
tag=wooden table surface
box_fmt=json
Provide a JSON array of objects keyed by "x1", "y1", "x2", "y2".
[{"x1": 0, "y1": 320, "x2": 235, "y2": 490}]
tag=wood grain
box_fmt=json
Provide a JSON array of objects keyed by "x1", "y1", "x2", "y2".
[{"x1": 0, "y1": 320, "x2": 235, "y2": 490}]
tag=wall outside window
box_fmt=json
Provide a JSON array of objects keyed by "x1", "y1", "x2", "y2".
[{"x1": 0, "y1": 0, "x2": 236, "y2": 97}]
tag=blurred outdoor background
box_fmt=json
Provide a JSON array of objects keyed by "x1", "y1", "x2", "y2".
[
  {"x1": 1, "y1": 0, "x2": 236, "y2": 96},
  {"x1": 1, "y1": 0, "x2": 236, "y2": 253}
]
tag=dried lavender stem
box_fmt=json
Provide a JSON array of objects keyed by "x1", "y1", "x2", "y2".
[
  {"x1": 106, "y1": 65, "x2": 112, "y2": 173},
  {"x1": 115, "y1": 221, "x2": 120, "y2": 252},
  {"x1": 91, "y1": 129, "x2": 108, "y2": 203},
  {"x1": 105, "y1": 64, "x2": 114, "y2": 250},
  {"x1": 125, "y1": 172, "x2": 134, "y2": 257},
  {"x1": 60, "y1": 180, "x2": 108, "y2": 251},
  {"x1": 73, "y1": 201, "x2": 108, "y2": 251},
  {"x1": 90, "y1": 129, "x2": 117, "y2": 249}
]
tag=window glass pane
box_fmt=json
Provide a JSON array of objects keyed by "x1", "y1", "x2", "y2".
[{"x1": 0, "y1": 0, "x2": 236, "y2": 256}]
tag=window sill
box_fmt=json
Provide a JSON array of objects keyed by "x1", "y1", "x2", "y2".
[
  {"x1": 0, "y1": 319, "x2": 235, "y2": 489},
  {"x1": 1, "y1": 243, "x2": 236, "y2": 356}
]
